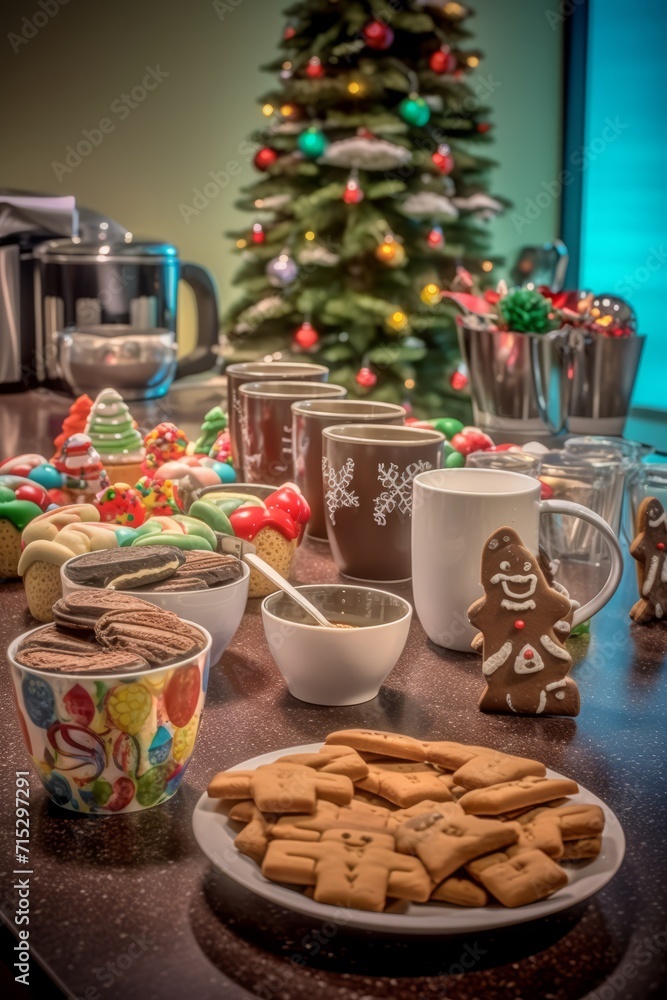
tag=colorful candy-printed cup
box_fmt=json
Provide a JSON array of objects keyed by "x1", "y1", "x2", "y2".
[{"x1": 7, "y1": 621, "x2": 211, "y2": 815}]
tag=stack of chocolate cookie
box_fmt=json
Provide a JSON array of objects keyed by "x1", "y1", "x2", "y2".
[
  {"x1": 208, "y1": 728, "x2": 605, "y2": 913},
  {"x1": 62, "y1": 546, "x2": 243, "y2": 593},
  {"x1": 16, "y1": 591, "x2": 207, "y2": 674}
]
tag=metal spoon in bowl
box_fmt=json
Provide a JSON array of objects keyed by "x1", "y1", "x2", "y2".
[{"x1": 217, "y1": 535, "x2": 333, "y2": 627}]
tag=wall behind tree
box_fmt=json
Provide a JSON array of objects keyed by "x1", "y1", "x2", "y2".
[{"x1": 0, "y1": 0, "x2": 563, "y2": 329}]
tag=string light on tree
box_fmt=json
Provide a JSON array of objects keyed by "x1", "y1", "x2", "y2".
[
  {"x1": 427, "y1": 225, "x2": 445, "y2": 248},
  {"x1": 398, "y1": 94, "x2": 431, "y2": 127},
  {"x1": 444, "y1": 2, "x2": 467, "y2": 19},
  {"x1": 251, "y1": 223, "x2": 265, "y2": 245},
  {"x1": 429, "y1": 46, "x2": 457, "y2": 74},
  {"x1": 450, "y1": 363, "x2": 469, "y2": 391},
  {"x1": 482, "y1": 260, "x2": 494, "y2": 273},
  {"x1": 385, "y1": 308, "x2": 409, "y2": 333},
  {"x1": 431, "y1": 143, "x2": 454, "y2": 174},
  {"x1": 292, "y1": 320, "x2": 320, "y2": 351},
  {"x1": 347, "y1": 79, "x2": 364, "y2": 96},
  {"x1": 305, "y1": 56, "x2": 325, "y2": 78},
  {"x1": 254, "y1": 147, "x2": 278, "y2": 171},
  {"x1": 297, "y1": 125, "x2": 329, "y2": 158},
  {"x1": 362, "y1": 20, "x2": 394, "y2": 50},
  {"x1": 280, "y1": 103, "x2": 299, "y2": 119},
  {"x1": 266, "y1": 252, "x2": 298, "y2": 287},
  {"x1": 281, "y1": 61, "x2": 293, "y2": 80},
  {"x1": 355, "y1": 366, "x2": 377, "y2": 388},
  {"x1": 236, "y1": 238, "x2": 247, "y2": 249},
  {"x1": 261, "y1": 103, "x2": 274, "y2": 117},
  {"x1": 343, "y1": 169, "x2": 364, "y2": 204},
  {"x1": 304, "y1": 230, "x2": 316, "y2": 241},
  {"x1": 420, "y1": 282, "x2": 441, "y2": 305},
  {"x1": 466, "y1": 55, "x2": 480, "y2": 68},
  {"x1": 375, "y1": 235, "x2": 406, "y2": 267}
]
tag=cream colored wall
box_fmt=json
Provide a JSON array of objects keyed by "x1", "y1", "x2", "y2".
[{"x1": 0, "y1": 0, "x2": 562, "y2": 348}]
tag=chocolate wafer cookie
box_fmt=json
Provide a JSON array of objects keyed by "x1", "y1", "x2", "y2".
[
  {"x1": 64, "y1": 546, "x2": 185, "y2": 590},
  {"x1": 53, "y1": 590, "x2": 152, "y2": 630},
  {"x1": 95, "y1": 607, "x2": 206, "y2": 665},
  {"x1": 16, "y1": 623, "x2": 148, "y2": 674}
]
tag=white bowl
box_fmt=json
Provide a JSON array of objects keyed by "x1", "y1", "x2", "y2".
[
  {"x1": 61, "y1": 558, "x2": 249, "y2": 664},
  {"x1": 261, "y1": 584, "x2": 412, "y2": 705}
]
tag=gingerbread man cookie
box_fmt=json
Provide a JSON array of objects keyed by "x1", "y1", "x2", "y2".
[
  {"x1": 468, "y1": 527, "x2": 580, "y2": 717},
  {"x1": 629, "y1": 496, "x2": 667, "y2": 622}
]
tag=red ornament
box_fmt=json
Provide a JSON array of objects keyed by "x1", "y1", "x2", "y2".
[
  {"x1": 284, "y1": 25, "x2": 296, "y2": 40},
  {"x1": 427, "y1": 226, "x2": 444, "y2": 248},
  {"x1": 476, "y1": 122, "x2": 492, "y2": 133},
  {"x1": 450, "y1": 368, "x2": 469, "y2": 392},
  {"x1": 251, "y1": 223, "x2": 265, "y2": 245},
  {"x1": 429, "y1": 47, "x2": 457, "y2": 74},
  {"x1": 253, "y1": 147, "x2": 278, "y2": 171},
  {"x1": 362, "y1": 20, "x2": 394, "y2": 50},
  {"x1": 431, "y1": 144, "x2": 454, "y2": 174},
  {"x1": 658, "y1": 542, "x2": 665, "y2": 551},
  {"x1": 305, "y1": 56, "x2": 325, "y2": 79},
  {"x1": 524, "y1": 649, "x2": 534, "y2": 660},
  {"x1": 293, "y1": 321, "x2": 319, "y2": 351},
  {"x1": 355, "y1": 367, "x2": 377, "y2": 389},
  {"x1": 343, "y1": 176, "x2": 364, "y2": 204},
  {"x1": 515, "y1": 620, "x2": 525, "y2": 630}
]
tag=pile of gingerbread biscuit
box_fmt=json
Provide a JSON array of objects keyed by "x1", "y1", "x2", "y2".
[{"x1": 208, "y1": 728, "x2": 605, "y2": 913}]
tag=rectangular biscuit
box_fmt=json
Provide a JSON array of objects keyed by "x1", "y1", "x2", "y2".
[
  {"x1": 472, "y1": 849, "x2": 569, "y2": 908},
  {"x1": 459, "y1": 776, "x2": 579, "y2": 816}
]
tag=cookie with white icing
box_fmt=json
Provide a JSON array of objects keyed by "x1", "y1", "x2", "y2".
[
  {"x1": 467, "y1": 526, "x2": 580, "y2": 717},
  {"x1": 629, "y1": 496, "x2": 667, "y2": 623}
]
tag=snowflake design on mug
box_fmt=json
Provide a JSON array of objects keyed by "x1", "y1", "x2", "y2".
[
  {"x1": 373, "y1": 460, "x2": 432, "y2": 526},
  {"x1": 322, "y1": 457, "x2": 359, "y2": 524}
]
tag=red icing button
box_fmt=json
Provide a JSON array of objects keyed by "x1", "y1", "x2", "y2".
[
  {"x1": 658, "y1": 542, "x2": 665, "y2": 550},
  {"x1": 524, "y1": 650, "x2": 534, "y2": 660},
  {"x1": 514, "y1": 620, "x2": 525, "y2": 629}
]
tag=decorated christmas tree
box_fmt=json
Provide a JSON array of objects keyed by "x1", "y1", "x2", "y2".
[{"x1": 225, "y1": 0, "x2": 504, "y2": 416}]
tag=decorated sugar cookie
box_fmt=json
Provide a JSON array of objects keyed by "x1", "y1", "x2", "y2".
[
  {"x1": 467, "y1": 526, "x2": 580, "y2": 717},
  {"x1": 629, "y1": 496, "x2": 667, "y2": 623}
]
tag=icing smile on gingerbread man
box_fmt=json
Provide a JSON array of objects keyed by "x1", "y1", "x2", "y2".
[{"x1": 490, "y1": 561, "x2": 537, "y2": 602}]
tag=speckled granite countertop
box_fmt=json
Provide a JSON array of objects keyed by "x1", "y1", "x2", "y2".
[{"x1": 1, "y1": 389, "x2": 666, "y2": 1000}]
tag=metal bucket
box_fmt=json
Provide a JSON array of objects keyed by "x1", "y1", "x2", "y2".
[
  {"x1": 457, "y1": 318, "x2": 571, "y2": 437},
  {"x1": 566, "y1": 332, "x2": 646, "y2": 435}
]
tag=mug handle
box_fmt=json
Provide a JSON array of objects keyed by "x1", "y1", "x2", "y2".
[{"x1": 538, "y1": 499, "x2": 623, "y2": 627}]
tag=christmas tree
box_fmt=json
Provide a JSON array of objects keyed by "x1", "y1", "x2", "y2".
[{"x1": 225, "y1": 0, "x2": 504, "y2": 417}]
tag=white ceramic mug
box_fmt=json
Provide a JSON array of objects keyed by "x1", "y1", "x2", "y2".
[{"x1": 411, "y1": 468, "x2": 623, "y2": 651}]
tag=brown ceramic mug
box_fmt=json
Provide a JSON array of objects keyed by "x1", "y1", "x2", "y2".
[
  {"x1": 321, "y1": 424, "x2": 444, "y2": 582},
  {"x1": 292, "y1": 400, "x2": 407, "y2": 540},
  {"x1": 226, "y1": 362, "x2": 329, "y2": 472},
  {"x1": 239, "y1": 381, "x2": 347, "y2": 485}
]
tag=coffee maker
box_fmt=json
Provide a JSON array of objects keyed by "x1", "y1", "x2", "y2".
[{"x1": 0, "y1": 192, "x2": 220, "y2": 397}]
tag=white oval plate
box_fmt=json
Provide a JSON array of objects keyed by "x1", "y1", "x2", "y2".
[{"x1": 192, "y1": 743, "x2": 625, "y2": 935}]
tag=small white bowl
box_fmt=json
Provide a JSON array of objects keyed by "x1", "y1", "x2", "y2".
[
  {"x1": 61, "y1": 558, "x2": 249, "y2": 664},
  {"x1": 261, "y1": 584, "x2": 412, "y2": 705}
]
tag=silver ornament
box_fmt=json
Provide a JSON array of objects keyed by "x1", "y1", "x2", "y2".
[{"x1": 266, "y1": 253, "x2": 298, "y2": 286}]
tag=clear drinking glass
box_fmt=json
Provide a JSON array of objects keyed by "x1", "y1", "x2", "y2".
[{"x1": 466, "y1": 450, "x2": 542, "y2": 477}]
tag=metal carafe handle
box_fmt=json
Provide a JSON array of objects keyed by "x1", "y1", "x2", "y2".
[{"x1": 176, "y1": 262, "x2": 219, "y2": 377}]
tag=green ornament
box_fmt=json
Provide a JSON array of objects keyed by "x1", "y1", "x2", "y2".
[
  {"x1": 434, "y1": 417, "x2": 464, "y2": 438},
  {"x1": 398, "y1": 94, "x2": 431, "y2": 127},
  {"x1": 445, "y1": 450, "x2": 465, "y2": 468},
  {"x1": 498, "y1": 288, "x2": 555, "y2": 334},
  {"x1": 297, "y1": 126, "x2": 329, "y2": 159}
]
